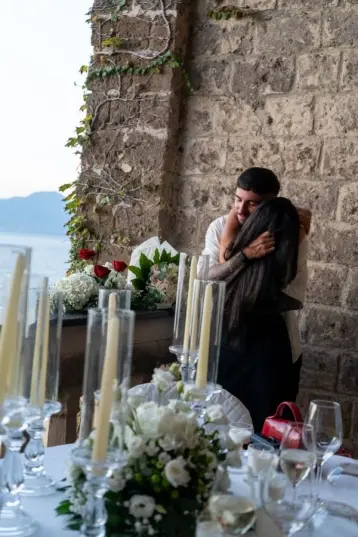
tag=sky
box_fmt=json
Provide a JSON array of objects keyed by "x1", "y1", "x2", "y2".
[{"x1": 0, "y1": 1, "x2": 92, "y2": 199}]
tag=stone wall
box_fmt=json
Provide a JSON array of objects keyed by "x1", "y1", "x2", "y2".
[
  {"x1": 178, "y1": 0, "x2": 358, "y2": 452},
  {"x1": 84, "y1": 0, "x2": 358, "y2": 451}
]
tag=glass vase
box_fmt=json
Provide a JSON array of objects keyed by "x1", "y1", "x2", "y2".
[
  {"x1": 169, "y1": 254, "x2": 209, "y2": 381},
  {"x1": 78, "y1": 308, "x2": 134, "y2": 444},
  {"x1": 98, "y1": 288, "x2": 132, "y2": 310},
  {"x1": 22, "y1": 281, "x2": 64, "y2": 496},
  {"x1": 0, "y1": 245, "x2": 37, "y2": 536}
]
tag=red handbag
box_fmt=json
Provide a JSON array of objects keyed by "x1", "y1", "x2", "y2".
[{"x1": 261, "y1": 402, "x2": 303, "y2": 445}]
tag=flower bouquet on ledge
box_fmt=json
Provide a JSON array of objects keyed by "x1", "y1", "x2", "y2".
[
  {"x1": 53, "y1": 248, "x2": 129, "y2": 313},
  {"x1": 128, "y1": 248, "x2": 180, "y2": 311},
  {"x1": 57, "y1": 400, "x2": 229, "y2": 537}
]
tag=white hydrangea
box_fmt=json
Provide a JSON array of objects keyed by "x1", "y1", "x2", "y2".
[
  {"x1": 104, "y1": 270, "x2": 127, "y2": 289},
  {"x1": 205, "y1": 405, "x2": 229, "y2": 425},
  {"x1": 55, "y1": 273, "x2": 98, "y2": 311}
]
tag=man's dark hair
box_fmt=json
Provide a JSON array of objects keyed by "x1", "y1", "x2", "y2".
[
  {"x1": 225, "y1": 197, "x2": 299, "y2": 341},
  {"x1": 237, "y1": 167, "x2": 280, "y2": 197}
]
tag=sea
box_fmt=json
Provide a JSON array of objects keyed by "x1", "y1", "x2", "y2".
[{"x1": 0, "y1": 232, "x2": 70, "y2": 285}]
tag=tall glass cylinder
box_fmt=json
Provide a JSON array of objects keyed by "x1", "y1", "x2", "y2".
[
  {"x1": 183, "y1": 280, "x2": 226, "y2": 419},
  {"x1": 169, "y1": 254, "x2": 209, "y2": 380},
  {"x1": 79, "y1": 308, "x2": 135, "y2": 445},
  {"x1": 22, "y1": 277, "x2": 64, "y2": 496},
  {"x1": 0, "y1": 245, "x2": 35, "y2": 537},
  {"x1": 98, "y1": 288, "x2": 132, "y2": 310}
]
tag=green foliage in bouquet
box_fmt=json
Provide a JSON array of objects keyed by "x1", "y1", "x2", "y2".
[{"x1": 128, "y1": 249, "x2": 179, "y2": 291}]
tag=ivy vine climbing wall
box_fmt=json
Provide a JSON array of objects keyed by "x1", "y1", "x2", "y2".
[{"x1": 61, "y1": 0, "x2": 191, "y2": 272}]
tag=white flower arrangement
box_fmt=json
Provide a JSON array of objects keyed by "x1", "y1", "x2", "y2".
[
  {"x1": 58, "y1": 401, "x2": 229, "y2": 537},
  {"x1": 54, "y1": 273, "x2": 99, "y2": 313}
]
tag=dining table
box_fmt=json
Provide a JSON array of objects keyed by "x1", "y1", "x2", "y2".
[{"x1": 18, "y1": 444, "x2": 358, "y2": 537}]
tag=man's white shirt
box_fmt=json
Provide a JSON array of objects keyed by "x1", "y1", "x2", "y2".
[{"x1": 202, "y1": 216, "x2": 308, "y2": 363}]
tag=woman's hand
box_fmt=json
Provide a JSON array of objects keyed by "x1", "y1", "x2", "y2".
[{"x1": 242, "y1": 231, "x2": 275, "y2": 260}]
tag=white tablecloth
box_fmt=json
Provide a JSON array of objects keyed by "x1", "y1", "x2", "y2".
[{"x1": 20, "y1": 444, "x2": 358, "y2": 536}]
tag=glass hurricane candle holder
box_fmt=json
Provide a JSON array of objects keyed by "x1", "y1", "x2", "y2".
[
  {"x1": 22, "y1": 282, "x2": 64, "y2": 496},
  {"x1": 78, "y1": 308, "x2": 135, "y2": 445},
  {"x1": 98, "y1": 288, "x2": 132, "y2": 310},
  {"x1": 169, "y1": 254, "x2": 209, "y2": 381},
  {"x1": 0, "y1": 245, "x2": 38, "y2": 537}
]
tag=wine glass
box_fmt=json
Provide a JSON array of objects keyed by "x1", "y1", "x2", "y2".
[
  {"x1": 279, "y1": 422, "x2": 316, "y2": 503},
  {"x1": 305, "y1": 400, "x2": 343, "y2": 484},
  {"x1": 261, "y1": 469, "x2": 317, "y2": 537}
]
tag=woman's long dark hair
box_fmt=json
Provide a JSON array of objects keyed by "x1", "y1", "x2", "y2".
[{"x1": 225, "y1": 197, "x2": 300, "y2": 339}]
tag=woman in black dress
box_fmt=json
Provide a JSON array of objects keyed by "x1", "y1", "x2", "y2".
[{"x1": 216, "y1": 198, "x2": 301, "y2": 432}]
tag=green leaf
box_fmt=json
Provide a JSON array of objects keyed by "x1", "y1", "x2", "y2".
[
  {"x1": 128, "y1": 266, "x2": 143, "y2": 279},
  {"x1": 56, "y1": 500, "x2": 71, "y2": 515},
  {"x1": 131, "y1": 278, "x2": 146, "y2": 291},
  {"x1": 172, "y1": 253, "x2": 180, "y2": 264},
  {"x1": 59, "y1": 182, "x2": 74, "y2": 192},
  {"x1": 139, "y1": 253, "x2": 153, "y2": 270},
  {"x1": 153, "y1": 249, "x2": 160, "y2": 264},
  {"x1": 79, "y1": 65, "x2": 88, "y2": 74}
]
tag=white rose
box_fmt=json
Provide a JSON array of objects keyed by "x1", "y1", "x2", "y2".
[
  {"x1": 205, "y1": 405, "x2": 228, "y2": 424},
  {"x1": 136, "y1": 402, "x2": 162, "y2": 438},
  {"x1": 158, "y1": 435, "x2": 178, "y2": 452},
  {"x1": 127, "y1": 435, "x2": 145, "y2": 457},
  {"x1": 151, "y1": 368, "x2": 175, "y2": 392},
  {"x1": 104, "y1": 262, "x2": 113, "y2": 270},
  {"x1": 145, "y1": 440, "x2": 159, "y2": 457},
  {"x1": 164, "y1": 457, "x2": 190, "y2": 488},
  {"x1": 129, "y1": 495, "x2": 156, "y2": 519},
  {"x1": 83, "y1": 264, "x2": 95, "y2": 277},
  {"x1": 167, "y1": 399, "x2": 191, "y2": 413}
]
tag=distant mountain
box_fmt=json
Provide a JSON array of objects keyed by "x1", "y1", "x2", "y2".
[{"x1": 0, "y1": 192, "x2": 67, "y2": 235}]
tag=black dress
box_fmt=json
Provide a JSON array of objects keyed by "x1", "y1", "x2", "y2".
[{"x1": 217, "y1": 293, "x2": 302, "y2": 432}]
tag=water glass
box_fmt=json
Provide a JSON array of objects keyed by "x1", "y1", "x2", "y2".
[
  {"x1": 247, "y1": 443, "x2": 278, "y2": 479},
  {"x1": 305, "y1": 400, "x2": 343, "y2": 484}
]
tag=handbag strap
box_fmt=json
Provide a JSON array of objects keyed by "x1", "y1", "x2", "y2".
[{"x1": 274, "y1": 401, "x2": 303, "y2": 422}]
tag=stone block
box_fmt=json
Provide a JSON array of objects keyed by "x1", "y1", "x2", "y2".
[
  {"x1": 315, "y1": 95, "x2": 358, "y2": 136},
  {"x1": 213, "y1": 99, "x2": 262, "y2": 136},
  {"x1": 256, "y1": 12, "x2": 320, "y2": 54},
  {"x1": 225, "y1": 138, "x2": 282, "y2": 175},
  {"x1": 139, "y1": 98, "x2": 171, "y2": 130},
  {"x1": 307, "y1": 262, "x2": 348, "y2": 307},
  {"x1": 231, "y1": 55, "x2": 294, "y2": 96},
  {"x1": 280, "y1": 138, "x2": 321, "y2": 178},
  {"x1": 172, "y1": 175, "x2": 233, "y2": 213},
  {"x1": 296, "y1": 52, "x2": 340, "y2": 91},
  {"x1": 299, "y1": 347, "x2": 339, "y2": 392},
  {"x1": 264, "y1": 95, "x2": 314, "y2": 137},
  {"x1": 337, "y1": 354, "x2": 358, "y2": 395},
  {"x1": 342, "y1": 268, "x2": 358, "y2": 310},
  {"x1": 323, "y1": 8, "x2": 358, "y2": 47},
  {"x1": 322, "y1": 139, "x2": 358, "y2": 179},
  {"x1": 282, "y1": 180, "x2": 338, "y2": 220},
  {"x1": 182, "y1": 97, "x2": 214, "y2": 136},
  {"x1": 341, "y1": 50, "x2": 358, "y2": 91},
  {"x1": 337, "y1": 183, "x2": 358, "y2": 224},
  {"x1": 109, "y1": 99, "x2": 140, "y2": 128},
  {"x1": 188, "y1": 59, "x2": 231, "y2": 95},
  {"x1": 168, "y1": 208, "x2": 199, "y2": 248},
  {"x1": 300, "y1": 305, "x2": 358, "y2": 349},
  {"x1": 181, "y1": 137, "x2": 227, "y2": 175},
  {"x1": 191, "y1": 19, "x2": 255, "y2": 57},
  {"x1": 279, "y1": 0, "x2": 338, "y2": 5},
  {"x1": 309, "y1": 222, "x2": 358, "y2": 265},
  {"x1": 234, "y1": 0, "x2": 276, "y2": 8}
]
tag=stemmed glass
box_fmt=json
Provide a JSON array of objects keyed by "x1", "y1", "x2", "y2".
[
  {"x1": 279, "y1": 422, "x2": 317, "y2": 504},
  {"x1": 305, "y1": 400, "x2": 343, "y2": 485},
  {"x1": 261, "y1": 469, "x2": 317, "y2": 537}
]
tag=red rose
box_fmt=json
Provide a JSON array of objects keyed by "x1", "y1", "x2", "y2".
[
  {"x1": 94, "y1": 265, "x2": 111, "y2": 279},
  {"x1": 113, "y1": 260, "x2": 128, "y2": 273},
  {"x1": 79, "y1": 248, "x2": 96, "y2": 260}
]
